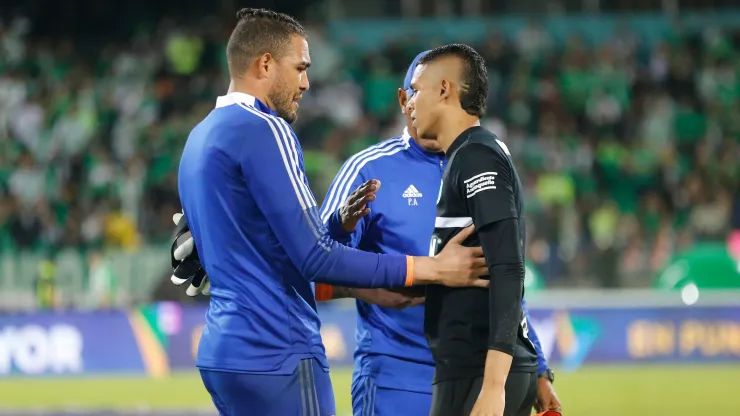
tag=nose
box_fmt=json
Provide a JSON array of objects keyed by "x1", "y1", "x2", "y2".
[{"x1": 300, "y1": 72, "x2": 310, "y2": 92}]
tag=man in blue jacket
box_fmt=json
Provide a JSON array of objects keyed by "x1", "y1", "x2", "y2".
[
  {"x1": 171, "y1": 9, "x2": 490, "y2": 415},
  {"x1": 315, "y1": 51, "x2": 562, "y2": 416}
]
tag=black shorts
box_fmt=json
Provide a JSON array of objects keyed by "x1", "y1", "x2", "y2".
[{"x1": 429, "y1": 370, "x2": 538, "y2": 416}]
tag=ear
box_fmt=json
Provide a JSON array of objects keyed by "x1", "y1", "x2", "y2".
[
  {"x1": 398, "y1": 88, "x2": 407, "y2": 115},
  {"x1": 440, "y1": 79, "x2": 452, "y2": 101},
  {"x1": 257, "y1": 53, "x2": 274, "y2": 78}
]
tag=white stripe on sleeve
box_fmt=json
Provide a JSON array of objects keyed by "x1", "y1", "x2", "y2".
[
  {"x1": 274, "y1": 117, "x2": 325, "y2": 233},
  {"x1": 276, "y1": 117, "x2": 318, "y2": 209},
  {"x1": 236, "y1": 103, "x2": 322, "y2": 239}
]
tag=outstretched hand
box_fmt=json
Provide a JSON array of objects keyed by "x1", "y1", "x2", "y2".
[{"x1": 339, "y1": 180, "x2": 381, "y2": 232}]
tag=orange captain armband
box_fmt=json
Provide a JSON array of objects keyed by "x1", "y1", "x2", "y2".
[
  {"x1": 405, "y1": 256, "x2": 415, "y2": 287},
  {"x1": 534, "y1": 412, "x2": 561, "y2": 416},
  {"x1": 314, "y1": 284, "x2": 334, "y2": 301}
]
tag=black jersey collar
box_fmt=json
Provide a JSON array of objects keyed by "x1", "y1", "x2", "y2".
[{"x1": 446, "y1": 125, "x2": 486, "y2": 156}]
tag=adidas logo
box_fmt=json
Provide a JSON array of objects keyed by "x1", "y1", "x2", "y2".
[{"x1": 402, "y1": 185, "x2": 423, "y2": 198}]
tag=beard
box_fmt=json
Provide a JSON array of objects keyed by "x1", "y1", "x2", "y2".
[{"x1": 268, "y1": 76, "x2": 298, "y2": 124}]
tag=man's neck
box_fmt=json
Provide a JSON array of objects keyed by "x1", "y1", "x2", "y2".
[
  {"x1": 228, "y1": 79, "x2": 272, "y2": 110},
  {"x1": 438, "y1": 114, "x2": 481, "y2": 153}
]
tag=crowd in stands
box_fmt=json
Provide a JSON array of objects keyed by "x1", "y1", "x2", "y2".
[{"x1": 1, "y1": 13, "x2": 739, "y2": 289}]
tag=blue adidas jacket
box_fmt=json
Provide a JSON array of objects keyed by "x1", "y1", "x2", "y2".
[
  {"x1": 178, "y1": 92, "x2": 411, "y2": 375},
  {"x1": 319, "y1": 130, "x2": 549, "y2": 393}
]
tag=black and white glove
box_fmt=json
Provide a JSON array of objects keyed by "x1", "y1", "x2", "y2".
[{"x1": 170, "y1": 212, "x2": 210, "y2": 296}]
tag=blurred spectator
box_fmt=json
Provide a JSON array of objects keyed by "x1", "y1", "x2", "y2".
[
  {"x1": 0, "y1": 11, "x2": 738, "y2": 305},
  {"x1": 87, "y1": 250, "x2": 117, "y2": 309},
  {"x1": 34, "y1": 258, "x2": 57, "y2": 310}
]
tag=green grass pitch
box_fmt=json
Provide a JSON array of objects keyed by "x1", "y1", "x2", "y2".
[{"x1": 0, "y1": 364, "x2": 735, "y2": 415}]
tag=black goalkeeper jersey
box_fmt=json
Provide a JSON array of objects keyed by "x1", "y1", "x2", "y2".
[{"x1": 425, "y1": 126, "x2": 537, "y2": 383}]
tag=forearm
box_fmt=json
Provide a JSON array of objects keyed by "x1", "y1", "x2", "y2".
[
  {"x1": 477, "y1": 219, "x2": 524, "y2": 391},
  {"x1": 331, "y1": 286, "x2": 355, "y2": 299},
  {"x1": 482, "y1": 349, "x2": 514, "y2": 389},
  {"x1": 310, "y1": 251, "x2": 440, "y2": 288},
  {"x1": 479, "y1": 219, "x2": 524, "y2": 354},
  {"x1": 307, "y1": 242, "x2": 411, "y2": 288},
  {"x1": 487, "y1": 261, "x2": 523, "y2": 353},
  {"x1": 262, "y1": 205, "x2": 411, "y2": 288},
  {"x1": 314, "y1": 284, "x2": 354, "y2": 301},
  {"x1": 481, "y1": 261, "x2": 522, "y2": 389}
]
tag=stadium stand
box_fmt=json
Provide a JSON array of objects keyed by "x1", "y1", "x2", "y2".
[
  {"x1": 0, "y1": 7, "x2": 739, "y2": 309},
  {"x1": 1, "y1": 4, "x2": 740, "y2": 416}
]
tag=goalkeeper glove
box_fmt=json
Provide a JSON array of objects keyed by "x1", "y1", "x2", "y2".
[{"x1": 170, "y1": 212, "x2": 210, "y2": 296}]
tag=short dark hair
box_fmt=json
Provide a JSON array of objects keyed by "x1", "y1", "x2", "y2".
[
  {"x1": 417, "y1": 44, "x2": 488, "y2": 117},
  {"x1": 226, "y1": 8, "x2": 307, "y2": 77}
]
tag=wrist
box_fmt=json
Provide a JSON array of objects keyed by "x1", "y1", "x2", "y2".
[
  {"x1": 481, "y1": 377, "x2": 507, "y2": 392},
  {"x1": 539, "y1": 368, "x2": 555, "y2": 384},
  {"x1": 409, "y1": 257, "x2": 439, "y2": 285},
  {"x1": 482, "y1": 349, "x2": 513, "y2": 390},
  {"x1": 314, "y1": 284, "x2": 334, "y2": 301},
  {"x1": 331, "y1": 286, "x2": 355, "y2": 299},
  {"x1": 328, "y1": 210, "x2": 353, "y2": 239}
]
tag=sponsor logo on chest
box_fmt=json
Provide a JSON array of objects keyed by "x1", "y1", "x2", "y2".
[{"x1": 402, "y1": 184, "x2": 423, "y2": 206}]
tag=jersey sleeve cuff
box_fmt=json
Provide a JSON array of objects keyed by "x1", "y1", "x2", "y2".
[
  {"x1": 405, "y1": 256, "x2": 415, "y2": 287},
  {"x1": 487, "y1": 342, "x2": 515, "y2": 357},
  {"x1": 314, "y1": 283, "x2": 334, "y2": 301},
  {"x1": 538, "y1": 364, "x2": 550, "y2": 378}
]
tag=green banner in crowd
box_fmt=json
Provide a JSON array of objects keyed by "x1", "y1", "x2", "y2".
[
  {"x1": 524, "y1": 260, "x2": 544, "y2": 293},
  {"x1": 653, "y1": 243, "x2": 740, "y2": 290}
]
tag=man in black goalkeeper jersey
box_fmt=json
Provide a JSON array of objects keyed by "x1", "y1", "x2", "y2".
[{"x1": 407, "y1": 44, "x2": 539, "y2": 416}]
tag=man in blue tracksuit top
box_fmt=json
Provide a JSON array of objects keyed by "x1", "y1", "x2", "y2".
[
  {"x1": 316, "y1": 51, "x2": 562, "y2": 415},
  {"x1": 173, "y1": 11, "x2": 492, "y2": 416}
]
